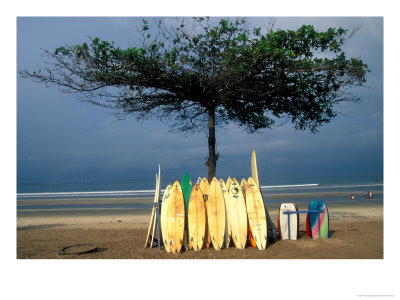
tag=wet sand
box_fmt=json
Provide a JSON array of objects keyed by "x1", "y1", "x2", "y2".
[{"x1": 17, "y1": 202, "x2": 383, "y2": 259}]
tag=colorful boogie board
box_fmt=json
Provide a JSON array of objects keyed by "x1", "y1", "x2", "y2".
[
  {"x1": 188, "y1": 184, "x2": 206, "y2": 251},
  {"x1": 245, "y1": 177, "x2": 267, "y2": 249},
  {"x1": 277, "y1": 203, "x2": 299, "y2": 240},
  {"x1": 167, "y1": 181, "x2": 185, "y2": 253},
  {"x1": 207, "y1": 178, "x2": 226, "y2": 250},
  {"x1": 161, "y1": 184, "x2": 172, "y2": 252},
  {"x1": 181, "y1": 172, "x2": 192, "y2": 249},
  {"x1": 306, "y1": 201, "x2": 329, "y2": 239}
]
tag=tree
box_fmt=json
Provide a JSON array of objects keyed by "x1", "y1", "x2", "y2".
[{"x1": 19, "y1": 17, "x2": 369, "y2": 181}]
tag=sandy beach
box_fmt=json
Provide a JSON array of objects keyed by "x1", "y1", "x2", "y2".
[{"x1": 17, "y1": 200, "x2": 383, "y2": 259}]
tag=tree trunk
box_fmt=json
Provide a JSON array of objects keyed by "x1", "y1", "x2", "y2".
[{"x1": 206, "y1": 107, "x2": 216, "y2": 182}]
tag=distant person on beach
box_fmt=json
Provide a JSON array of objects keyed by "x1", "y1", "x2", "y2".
[
  {"x1": 350, "y1": 194, "x2": 355, "y2": 201},
  {"x1": 364, "y1": 191, "x2": 373, "y2": 200}
]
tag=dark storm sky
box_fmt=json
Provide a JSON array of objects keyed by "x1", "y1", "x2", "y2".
[{"x1": 16, "y1": 17, "x2": 383, "y2": 183}]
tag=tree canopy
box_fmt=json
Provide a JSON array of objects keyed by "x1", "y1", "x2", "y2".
[{"x1": 19, "y1": 17, "x2": 369, "y2": 179}]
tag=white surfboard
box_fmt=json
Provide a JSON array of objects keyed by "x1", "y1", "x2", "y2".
[
  {"x1": 228, "y1": 178, "x2": 248, "y2": 249},
  {"x1": 219, "y1": 178, "x2": 231, "y2": 248},
  {"x1": 161, "y1": 184, "x2": 172, "y2": 252}
]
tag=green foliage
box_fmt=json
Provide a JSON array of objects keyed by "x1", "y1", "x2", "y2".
[{"x1": 27, "y1": 17, "x2": 369, "y2": 134}]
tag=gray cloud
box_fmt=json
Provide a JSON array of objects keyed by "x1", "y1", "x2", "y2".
[{"x1": 17, "y1": 17, "x2": 383, "y2": 183}]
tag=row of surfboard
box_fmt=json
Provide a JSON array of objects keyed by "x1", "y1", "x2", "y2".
[{"x1": 161, "y1": 175, "x2": 268, "y2": 253}]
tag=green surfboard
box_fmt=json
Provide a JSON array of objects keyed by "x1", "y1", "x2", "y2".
[{"x1": 181, "y1": 172, "x2": 192, "y2": 231}]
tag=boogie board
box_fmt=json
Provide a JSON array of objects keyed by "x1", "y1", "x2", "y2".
[
  {"x1": 245, "y1": 177, "x2": 267, "y2": 249},
  {"x1": 181, "y1": 172, "x2": 192, "y2": 249},
  {"x1": 207, "y1": 178, "x2": 226, "y2": 250},
  {"x1": 161, "y1": 184, "x2": 172, "y2": 252},
  {"x1": 277, "y1": 203, "x2": 299, "y2": 240},
  {"x1": 219, "y1": 178, "x2": 231, "y2": 248},
  {"x1": 199, "y1": 177, "x2": 211, "y2": 248},
  {"x1": 188, "y1": 183, "x2": 206, "y2": 251},
  {"x1": 306, "y1": 201, "x2": 329, "y2": 239},
  {"x1": 167, "y1": 180, "x2": 185, "y2": 253},
  {"x1": 228, "y1": 178, "x2": 248, "y2": 249}
]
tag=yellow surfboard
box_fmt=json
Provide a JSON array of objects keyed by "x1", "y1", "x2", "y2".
[
  {"x1": 208, "y1": 177, "x2": 226, "y2": 250},
  {"x1": 219, "y1": 178, "x2": 231, "y2": 248},
  {"x1": 245, "y1": 177, "x2": 267, "y2": 250},
  {"x1": 188, "y1": 183, "x2": 206, "y2": 251},
  {"x1": 240, "y1": 178, "x2": 247, "y2": 195},
  {"x1": 228, "y1": 178, "x2": 248, "y2": 249},
  {"x1": 167, "y1": 180, "x2": 185, "y2": 254},
  {"x1": 199, "y1": 177, "x2": 211, "y2": 248},
  {"x1": 251, "y1": 150, "x2": 259, "y2": 188},
  {"x1": 251, "y1": 149, "x2": 278, "y2": 242},
  {"x1": 161, "y1": 184, "x2": 172, "y2": 252},
  {"x1": 241, "y1": 176, "x2": 256, "y2": 248},
  {"x1": 226, "y1": 176, "x2": 232, "y2": 191}
]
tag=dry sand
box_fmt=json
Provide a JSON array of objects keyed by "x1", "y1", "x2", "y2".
[{"x1": 17, "y1": 202, "x2": 383, "y2": 259}]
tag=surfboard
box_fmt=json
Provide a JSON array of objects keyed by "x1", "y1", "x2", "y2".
[
  {"x1": 240, "y1": 178, "x2": 247, "y2": 195},
  {"x1": 150, "y1": 165, "x2": 162, "y2": 247},
  {"x1": 188, "y1": 183, "x2": 206, "y2": 251},
  {"x1": 251, "y1": 150, "x2": 259, "y2": 188},
  {"x1": 219, "y1": 178, "x2": 231, "y2": 248},
  {"x1": 243, "y1": 183, "x2": 257, "y2": 248},
  {"x1": 251, "y1": 150, "x2": 278, "y2": 242},
  {"x1": 167, "y1": 180, "x2": 185, "y2": 253},
  {"x1": 145, "y1": 165, "x2": 161, "y2": 248},
  {"x1": 181, "y1": 172, "x2": 192, "y2": 249},
  {"x1": 306, "y1": 201, "x2": 329, "y2": 239},
  {"x1": 150, "y1": 173, "x2": 160, "y2": 246},
  {"x1": 161, "y1": 184, "x2": 172, "y2": 252},
  {"x1": 245, "y1": 177, "x2": 267, "y2": 249},
  {"x1": 226, "y1": 176, "x2": 232, "y2": 191},
  {"x1": 207, "y1": 177, "x2": 226, "y2": 250},
  {"x1": 241, "y1": 183, "x2": 257, "y2": 248},
  {"x1": 277, "y1": 203, "x2": 299, "y2": 240},
  {"x1": 199, "y1": 177, "x2": 211, "y2": 248},
  {"x1": 228, "y1": 178, "x2": 248, "y2": 249}
]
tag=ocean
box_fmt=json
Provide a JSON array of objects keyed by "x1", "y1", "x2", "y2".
[{"x1": 17, "y1": 175, "x2": 383, "y2": 216}]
